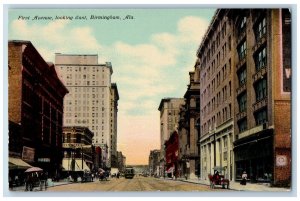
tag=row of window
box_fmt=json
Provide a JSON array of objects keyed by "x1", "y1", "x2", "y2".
[
  {"x1": 65, "y1": 73, "x2": 106, "y2": 80},
  {"x1": 201, "y1": 104, "x2": 232, "y2": 135},
  {"x1": 65, "y1": 80, "x2": 106, "y2": 86},
  {"x1": 238, "y1": 108, "x2": 268, "y2": 132},
  {"x1": 61, "y1": 66, "x2": 105, "y2": 73},
  {"x1": 200, "y1": 19, "x2": 228, "y2": 67}
]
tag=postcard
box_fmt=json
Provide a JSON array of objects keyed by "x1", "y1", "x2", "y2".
[{"x1": 5, "y1": 5, "x2": 293, "y2": 195}]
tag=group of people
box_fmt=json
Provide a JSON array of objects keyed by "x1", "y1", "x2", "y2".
[{"x1": 25, "y1": 172, "x2": 48, "y2": 191}]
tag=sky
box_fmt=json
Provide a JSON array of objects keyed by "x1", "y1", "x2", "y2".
[{"x1": 8, "y1": 7, "x2": 215, "y2": 165}]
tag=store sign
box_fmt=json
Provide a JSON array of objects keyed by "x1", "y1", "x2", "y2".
[
  {"x1": 276, "y1": 155, "x2": 287, "y2": 167},
  {"x1": 38, "y1": 158, "x2": 50, "y2": 162},
  {"x1": 22, "y1": 146, "x2": 35, "y2": 162},
  {"x1": 62, "y1": 143, "x2": 82, "y2": 148}
]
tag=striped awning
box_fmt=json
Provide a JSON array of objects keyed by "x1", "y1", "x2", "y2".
[
  {"x1": 9, "y1": 157, "x2": 32, "y2": 169},
  {"x1": 62, "y1": 158, "x2": 90, "y2": 172}
]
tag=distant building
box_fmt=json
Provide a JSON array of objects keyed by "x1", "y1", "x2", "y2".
[
  {"x1": 110, "y1": 83, "x2": 119, "y2": 168},
  {"x1": 62, "y1": 126, "x2": 94, "y2": 172},
  {"x1": 165, "y1": 131, "x2": 179, "y2": 178},
  {"x1": 197, "y1": 9, "x2": 291, "y2": 186},
  {"x1": 55, "y1": 54, "x2": 119, "y2": 168},
  {"x1": 158, "y1": 98, "x2": 185, "y2": 177},
  {"x1": 117, "y1": 151, "x2": 126, "y2": 172},
  {"x1": 8, "y1": 40, "x2": 68, "y2": 177},
  {"x1": 148, "y1": 149, "x2": 160, "y2": 176}
]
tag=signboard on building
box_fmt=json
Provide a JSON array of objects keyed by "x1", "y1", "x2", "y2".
[
  {"x1": 62, "y1": 143, "x2": 82, "y2": 148},
  {"x1": 22, "y1": 146, "x2": 35, "y2": 162},
  {"x1": 276, "y1": 155, "x2": 287, "y2": 167}
]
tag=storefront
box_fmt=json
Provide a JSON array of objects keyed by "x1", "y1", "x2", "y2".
[{"x1": 234, "y1": 129, "x2": 273, "y2": 183}]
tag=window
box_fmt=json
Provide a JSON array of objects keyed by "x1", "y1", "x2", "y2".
[
  {"x1": 238, "y1": 118, "x2": 247, "y2": 132},
  {"x1": 255, "y1": 47, "x2": 267, "y2": 71},
  {"x1": 238, "y1": 92, "x2": 247, "y2": 113},
  {"x1": 254, "y1": 17, "x2": 266, "y2": 41},
  {"x1": 254, "y1": 78, "x2": 267, "y2": 101},
  {"x1": 76, "y1": 135, "x2": 81, "y2": 143},
  {"x1": 238, "y1": 16, "x2": 247, "y2": 36},
  {"x1": 237, "y1": 40, "x2": 247, "y2": 60},
  {"x1": 255, "y1": 108, "x2": 267, "y2": 125},
  {"x1": 237, "y1": 67, "x2": 247, "y2": 86}
]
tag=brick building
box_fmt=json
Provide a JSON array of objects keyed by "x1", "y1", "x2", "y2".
[
  {"x1": 8, "y1": 40, "x2": 68, "y2": 177},
  {"x1": 197, "y1": 9, "x2": 291, "y2": 186}
]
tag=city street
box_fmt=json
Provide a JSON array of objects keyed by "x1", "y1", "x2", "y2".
[{"x1": 47, "y1": 176, "x2": 228, "y2": 192}]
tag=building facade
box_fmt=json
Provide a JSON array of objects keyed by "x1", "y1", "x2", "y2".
[
  {"x1": 148, "y1": 149, "x2": 161, "y2": 177},
  {"x1": 197, "y1": 9, "x2": 291, "y2": 186},
  {"x1": 62, "y1": 126, "x2": 94, "y2": 172},
  {"x1": 8, "y1": 40, "x2": 68, "y2": 177},
  {"x1": 110, "y1": 83, "x2": 119, "y2": 168},
  {"x1": 55, "y1": 54, "x2": 117, "y2": 168},
  {"x1": 158, "y1": 98, "x2": 185, "y2": 177},
  {"x1": 197, "y1": 10, "x2": 235, "y2": 181},
  {"x1": 117, "y1": 151, "x2": 126, "y2": 173},
  {"x1": 178, "y1": 61, "x2": 201, "y2": 179},
  {"x1": 165, "y1": 131, "x2": 179, "y2": 178}
]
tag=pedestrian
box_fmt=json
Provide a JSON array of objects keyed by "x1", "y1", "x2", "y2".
[{"x1": 240, "y1": 171, "x2": 247, "y2": 185}]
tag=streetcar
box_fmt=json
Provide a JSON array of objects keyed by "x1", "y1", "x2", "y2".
[{"x1": 124, "y1": 167, "x2": 135, "y2": 179}]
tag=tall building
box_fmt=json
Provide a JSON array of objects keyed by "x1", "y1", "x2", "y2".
[
  {"x1": 197, "y1": 9, "x2": 291, "y2": 186},
  {"x1": 55, "y1": 54, "x2": 118, "y2": 168},
  {"x1": 158, "y1": 98, "x2": 185, "y2": 177},
  {"x1": 8, "y1": 40, "x2": 68, "y2": 177},
  {"x1": 178, "y1": 60, "x2": 201, "y2": 179},
  {"x1": 197, "y1": 9, "x2": 235, "y2": 181},
  {"x1": 110, "y1": 83, "x2": 119, "y2": 168}
]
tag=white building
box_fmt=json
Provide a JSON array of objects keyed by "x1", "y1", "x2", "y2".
[{"x1": 55, "y1": 54, "x2": 117, "y2": 168}]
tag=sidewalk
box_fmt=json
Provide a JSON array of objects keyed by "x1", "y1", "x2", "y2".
[
  {"x1": 175, "y1": 177, "x2": 290, "y2": 192},
  {"x1": 9, "y1": 180, "x2": 74, "y2": 192}
]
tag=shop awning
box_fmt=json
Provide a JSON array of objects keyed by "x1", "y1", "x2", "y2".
[
  {"x1": 166, "y1": 166, "x2": 174, "y2": 173},
  {"x1": 9, "y1": 157, "x2": 32, "y2": 169},
  {"x1": 62, "y1": 158, "x2": 90, "y2": 172}
]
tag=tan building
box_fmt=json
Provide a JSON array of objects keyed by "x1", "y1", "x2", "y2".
[
  {"x1": 148, "y1": 149, "x2": 161, "y2": 177},
  {"x1": 158, "y1": 98, "x2": 185, "y2": 177},
  {"x1": 55, "y1": 54, "x2": 118, "y2": 168},
  {"x1": 198, "y1": 10, "x2": 234, "y2": 181},
  {"x1": 197, "y1": 9, "x2": 291, "y2": 186}
]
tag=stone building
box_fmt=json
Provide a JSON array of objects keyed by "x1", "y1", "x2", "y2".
[
  {"x1": 158, "y1": 98, "x2": 185, "y2": 177},
  {"x1": 178, "y1": 60, "x2": 200, "y2": 179},
  {"x1": 148, "y1": 149, "x2": 161, "y2": 177},
  {"x1": 197, "y1": 9, "x2": 291, "y2": 186},
  {"x1": 197, "y1": 10, "x2": 235, "y2": 181},
  {"x1": 55, "y1": 54, "x2": 118, "y2": 169},
  {"x1": 117, "y1": 151, "x2": 126, "y2": 173},
  {"x1": 8, "y1": 40, "x2": 68, "y2": 177}
]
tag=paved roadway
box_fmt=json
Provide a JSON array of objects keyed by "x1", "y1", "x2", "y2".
[{"x1": 47, "y1": 176, "x2": 228, "y2": 192}]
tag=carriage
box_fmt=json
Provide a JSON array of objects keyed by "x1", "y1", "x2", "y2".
[{"x1": 208, "y1": 166, "x2": 230, "y2": 189}]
